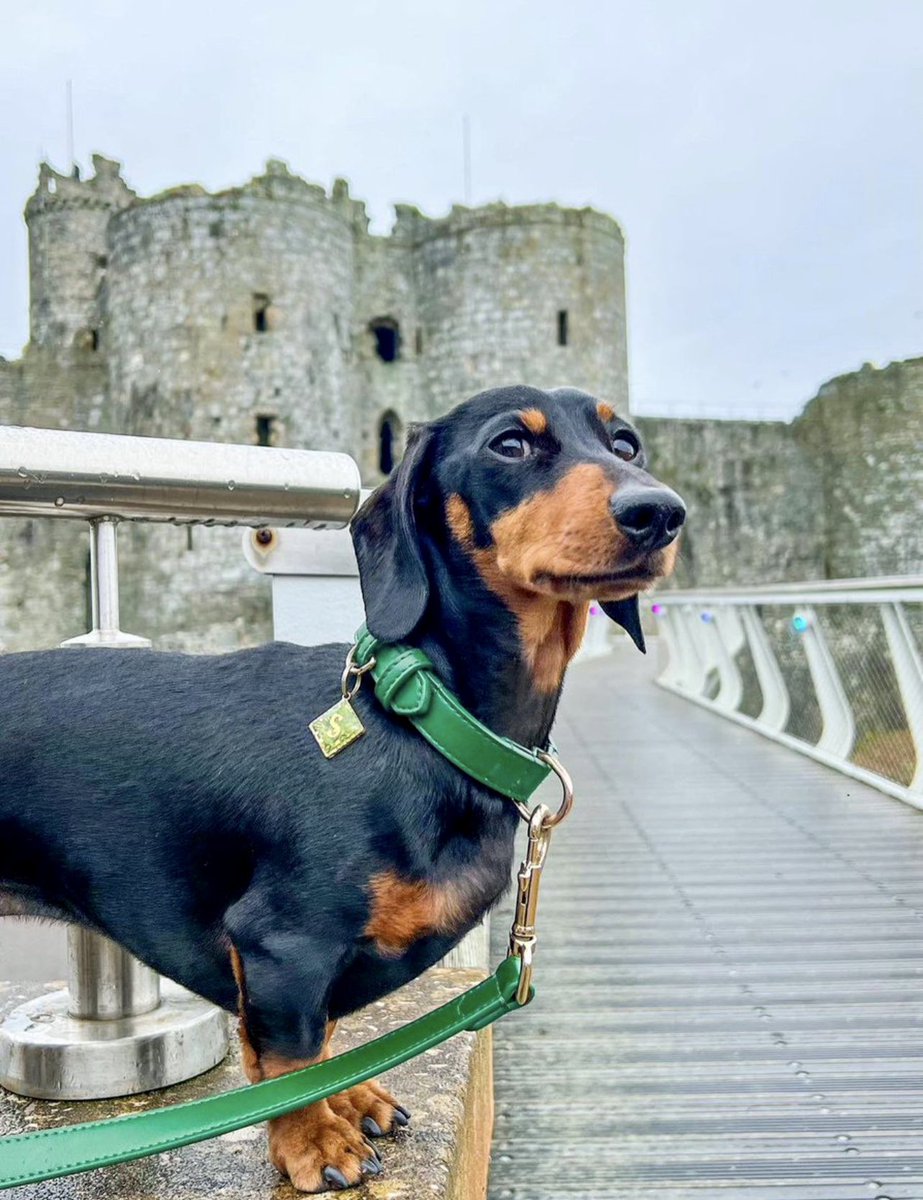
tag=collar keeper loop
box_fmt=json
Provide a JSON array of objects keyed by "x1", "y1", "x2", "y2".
[{"x1": 373, "y1": 647, "x2": 434, "y2": 716}]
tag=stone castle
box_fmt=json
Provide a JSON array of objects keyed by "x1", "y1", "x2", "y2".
[{"x1": 0, "y1": 155, "x2": 920, "y2": 651}]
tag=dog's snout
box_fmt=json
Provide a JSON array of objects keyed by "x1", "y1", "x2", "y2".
[{"x1": 610, "y1": 486, "x2": 686, "y2": 550}]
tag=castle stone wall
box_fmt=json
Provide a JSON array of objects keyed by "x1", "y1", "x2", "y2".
[
  {"x1": 638, "y1": 417, "x2": 828, "y2": 587},
  {"x1": 353, "y1": 229, "x2": 422, "y2": 480},
  {"x1": 639, "y1": 358, "x2": 923, "y2": 589}
]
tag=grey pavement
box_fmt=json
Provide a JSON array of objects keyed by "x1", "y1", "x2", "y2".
[{"x1": 489, "y1": 644, "x2": 923, "y2": 1200}]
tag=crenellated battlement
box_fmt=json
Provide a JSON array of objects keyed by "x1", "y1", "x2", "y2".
[{"x1": 25, "y1": 155, "x2": 135, "y2": 217}]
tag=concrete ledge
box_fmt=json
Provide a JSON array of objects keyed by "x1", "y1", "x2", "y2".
[{"x1": 0, "y1": 969, "x2": 493, "y2": 1199}]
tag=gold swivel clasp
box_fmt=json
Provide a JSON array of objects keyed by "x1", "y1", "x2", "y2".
[{"x1": 509, "y1": 804, "x2": 553, "y2": 1005}]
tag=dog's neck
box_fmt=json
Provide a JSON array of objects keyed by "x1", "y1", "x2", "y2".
[{"x1": 411, "y1": 540, "x2": 586, "y2": 750}]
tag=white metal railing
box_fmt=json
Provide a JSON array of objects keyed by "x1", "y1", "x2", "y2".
[{"x1": 648, "y1": 577, "x2": 923, "y2": 808}]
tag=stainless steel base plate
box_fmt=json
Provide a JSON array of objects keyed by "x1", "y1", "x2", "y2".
[{"x1": 0, "y1": 981, "x2": 229, "y2": 1099}]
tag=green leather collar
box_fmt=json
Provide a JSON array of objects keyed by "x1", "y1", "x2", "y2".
[{"x1": 354, "y1": 626, "x2": 551, "y2": 806}]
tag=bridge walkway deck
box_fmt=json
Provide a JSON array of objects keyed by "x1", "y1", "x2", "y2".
[{"x1": 489, "y1": 644, "x2": 923, "y2": 1200}]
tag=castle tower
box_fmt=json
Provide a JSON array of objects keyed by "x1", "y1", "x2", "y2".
[
  {"x1": 403, "y1": 202, "x2": 630, "y2": 423},
  {"x1": 25, "y1": 156, "x2": 135, "y2": 354},
  {"x1": 104, "y1": 161, "x2": 364, "y2": 452},
  {"x1": 352, "y1": 200, "x2": 630, "y2": 482}
]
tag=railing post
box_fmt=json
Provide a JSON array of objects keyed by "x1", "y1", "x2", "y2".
[
  {"x1": 62, "y1": 517, "x2": 149, "y2": 648},
  {"x1": 880, "y1": 602, "x2": 923, "y2": 797},
  {"x1": 650, "y1": 579, "x2": 923, "y2": 809},
  {"x1": 794, "y1": 606, "x2": 855, "y2": 759},
  {"x1": 675, "y1": 606, "x2": 710, "y2": 695},
  {"x1": 655, "y1": 608, "x2": 685, "y2": 688},
  {"x1": 739, "y1": 605, "x2": 790, "y2": 732},
  {"x1": 705, "y1": 610, "x2": 743, "y2": 712},
  {"x1": 0, "y1": 518, "x2": 229, "y2": 1100}
]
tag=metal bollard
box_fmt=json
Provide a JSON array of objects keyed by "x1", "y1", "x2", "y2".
[{"x1": 0, "y1": 517, "x2": 229, "y2": 1099}]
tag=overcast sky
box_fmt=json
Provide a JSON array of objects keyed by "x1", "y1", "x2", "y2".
[{"x1": 1, "y1": 0, "x2": 920, "y2": 419}]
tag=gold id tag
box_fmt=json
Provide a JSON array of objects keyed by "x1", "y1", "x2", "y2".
[{"x1": 309, "y1": 697, "x2": 366, "y2": 759}]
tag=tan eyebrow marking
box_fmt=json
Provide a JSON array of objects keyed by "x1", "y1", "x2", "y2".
[
  {"x1": 597, "y1": 402, "x2": 615, "y2": 423},
  {"x1": 519, "y1": 408, "x2": 548, "y2": 435}
]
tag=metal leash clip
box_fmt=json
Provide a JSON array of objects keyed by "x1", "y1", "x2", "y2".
[{"x1": 508, "y1": 804, "x2": 553, "y2": 1005}]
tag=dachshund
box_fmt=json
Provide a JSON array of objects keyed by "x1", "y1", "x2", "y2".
[{"x1": 0, "y1": 385, "x2": 685, "y2": 1191}]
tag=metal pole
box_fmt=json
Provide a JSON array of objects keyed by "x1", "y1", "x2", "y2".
[
  {"x1": 67, "y1": 929, "x2": 160, "y2": 1020},
  {"x1": 61, "y1": 517, "x2": 149, "y2": 648}
]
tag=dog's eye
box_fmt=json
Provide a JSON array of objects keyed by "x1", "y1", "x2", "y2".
[
  {"x1": 611, "y1": 431, "x2": 640, "y2": 461},
  {"x1": 490, "y1": 432, "x2": 534, "y2": 460}
]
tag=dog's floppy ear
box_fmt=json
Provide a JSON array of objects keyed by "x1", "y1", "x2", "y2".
[
  {"x1": 600, "y1": 596, "x2": 646, "y2": 654},
  {"x1": 351, "y1": 424, "x2": 434, "y2": 643}
]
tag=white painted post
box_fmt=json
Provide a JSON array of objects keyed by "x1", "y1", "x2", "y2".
[
  {"x1": 880, "y1": 602, "x2": 923, "y2": 797},
  {"x1": 704, "y1": 611, "x2": 743, "y2": 713},
  {"x1": 739, "y1": 605, "x2": 790, "y2": 732},
  {"x1": 795, "y1": 606, "x2": 855, "y2": 759},
  {"x1": 655, "y1": 608, "x2": 685, "y2": 689},
  {"x1": 674, "y1": 607, "x2": 710, "y2": 695}
]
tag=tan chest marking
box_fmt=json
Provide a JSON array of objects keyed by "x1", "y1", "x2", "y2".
[{"x1": 363, "y1": 871, "x2": 467, "y2": 957}]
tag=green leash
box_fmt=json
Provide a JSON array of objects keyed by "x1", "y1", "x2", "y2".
[
  {"x1": 0, "y1": 632, "x2": 573, "y2": 1189},
  {"x1": 0, "y1": 959, "x2": 525, "y2": 1190}
]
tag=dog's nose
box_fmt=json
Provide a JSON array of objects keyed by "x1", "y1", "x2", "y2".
[{"x1": 611, "y1": 486, "x2": 686, "y2": 550}]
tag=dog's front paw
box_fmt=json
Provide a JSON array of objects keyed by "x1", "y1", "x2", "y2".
[
  {"x1": 329, "y1": 1078, "x2": 411, "y2": 1139},
  {"x1": 267, "y1": 1101, "x2": 381, "y2": 1192}
]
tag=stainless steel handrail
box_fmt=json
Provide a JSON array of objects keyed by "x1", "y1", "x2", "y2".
[{"x1": 0, "y1": 425, "x2": 361, "y2": 526}]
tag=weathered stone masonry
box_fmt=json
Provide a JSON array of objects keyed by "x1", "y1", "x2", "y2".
[{"x1": 0, "y1": 154, "x2": 919, "y2": 651}]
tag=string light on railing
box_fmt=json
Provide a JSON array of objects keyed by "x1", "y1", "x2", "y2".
[
  {"x1": 700, "y1": 611, "x2": 715, "y2": 623},
  {"x1": 651, "y1": 603, "x2": 664, "y2": 616},
  {"x1": 791, "y1": 614, "x2": 810, "y2": 634}
]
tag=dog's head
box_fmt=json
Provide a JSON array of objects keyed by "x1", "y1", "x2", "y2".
[{"x1": 351, "y1": 385, "x2": 685, "y2": 658}]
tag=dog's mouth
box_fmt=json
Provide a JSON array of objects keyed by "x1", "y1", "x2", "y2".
[{"x1": 531, "y1": 559, "x2": 662, "y2": 598}]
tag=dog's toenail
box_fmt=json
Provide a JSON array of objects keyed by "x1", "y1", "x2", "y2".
[
  {"x1": 365, "y1": 1143, "x2": 381, "y2": 1163},
  {"x1": 323, "y1": 1166, "x2": 349, "y2": 1189},
  {"x1": 393, "y1": 1106, "x2": 410, "y2": 1126},
  {"x1": 361, "y1": 1116, "x2": 383, "y2": 1138},
  {"x1": 362, "y1": 1157, "x2": 381, "y2": 1176}
]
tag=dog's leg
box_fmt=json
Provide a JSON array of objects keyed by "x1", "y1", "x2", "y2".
[
  {"x1": 226, "y1": 878, "x2": 389, "y2": 1194},
  {"x1": 231, "y1": 945, "x2": 382, "y2": 1192}
]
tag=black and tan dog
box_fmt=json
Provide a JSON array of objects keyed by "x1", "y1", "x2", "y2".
[{"x1": 0, "y1": 385, "x2": 684, "y2": 1191}]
